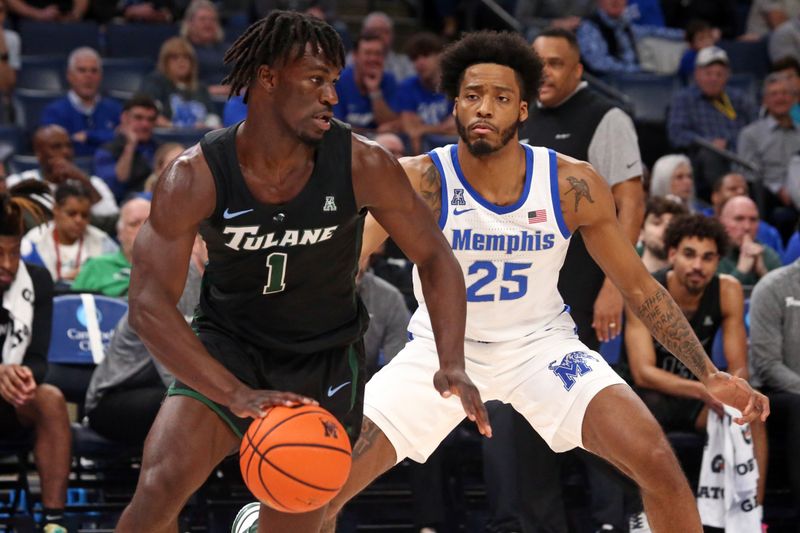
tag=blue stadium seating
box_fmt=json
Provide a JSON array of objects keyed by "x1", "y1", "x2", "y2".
[
  {"x1": 728, "y1": 72, "x2": 759, "y2": 105},
  {"x1": 0, "y1": 125, "x2": 24, "y2": 157},
  {"x1": 105, "y1": 23, "x2": 178, "y2": 59},
  {"x1": 12, "y1": 88, "x2": 61, "y2": 131},
  {"x1": 153, "y1": 127, "x2": 209, "y2": 147},
  {"x1": 608, "y1": 73, "x2": 681, "y2": 123},
  {"x1": 16, "y1": 65, "x2": 64, "y2": 92},
  {"x1": 19, "y1": 21, "x2": 100, "y2": 56},
  {"x1": 719, "y1": 39, "x2": 770, "y2": 80},
  {"x1": 101, "y1": 57, "x2": 153, "y2": 100}
]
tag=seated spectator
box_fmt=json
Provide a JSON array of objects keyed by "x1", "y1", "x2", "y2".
[
  {"x1": 222, "y1": 94, "x2": 246, "y2": 127},
  {"x1": 118, "y1": 0, "x2": 176, "y2": 23},
  {"x1": 71, "y1": 196, "x2": 150, "y2": 297},
  {"x1": 6, "y1": 125, "x2": 118, "y2": 219},
  {"x1": 0, "y1": 0, "x2": 20, "y2": 122},
  {"x1": 93, "y1": 95, "x2": 160, "y2": 202},
  {"x1": 143, "y1": 142, "x2": 183, "y2": 192},
  {"x1": 706, "y1": 172, "x2": 785, "y2": 257},
  {"x1": 374, "y1": 132, "x2": 405, "y2": 159},
  {"x1": 738, "y1": 73, "x2": 800, "y2": 242},
  {"x1": 649, "y1": 154, "x2": 710, "y2": 212},
  {"x1": 334, "y1": 31, "x2": 400, "y2": 133},
  {"x1": 84, "y1": 235, "x2": 204, "y2": 446},
  {"x1": 677, "y1": 19, "x2": 719, "y2": 83},
  {"x1": 771, "y1": 14, "x2": 800, "y2": 63},
  {"x1": 748, "y1": 259, "x2": 800, "y2": 522},
  {"x1": 576, "y1": 0, "x2": 683, "y2": 75},
  {"x1": 7, "y1": 0, "x2": 86, "y2": 21},
  {"x1": 22, "y1": 180, "x2": 118, "y2": 286},
  {"x1": 180, "y1": 0, "x2": 227, "y2": 95},
  {"x1": 639, "y1": 195, "x2": 688, "y2": 272},
  {"x1": 623, "y1": 213, "x2": 767, "y2": 504},
  {"x1": 355, "y1": 12, "x2": 414, "y2": 82},
  {"x1": 515, "y1": 0, "x2": 593, "y2": 38},
  {"x1": 0, "y1": 193, "x2": 71, "y2": 533},
  {"x1": 140, "y1": 37, "x2": 220, "y2": 129},
  {"x1": 784, "y1": 230, "x2": 800, "y2": 263},
  {"x1": 40, "y1": 47, "x2": 122, "y2": 157},
  {"x1": 667, "y1": 46, "x2": 757, "y2": 189},
  {"x1": 770, "y1": 56, "x2": 800, "y2": 124},
  {"x1": 661, "y1": 0, "x2": 740, "y2": 39},
  {"x1": 397, "y1": 32, "x2": 455, "y2": 155},
  {"x1": 747, "y1": 0, "x2": 800, "y2": 37},
  {"x1": 718, "y1": 195, "x2": 782, "y2": 286}
]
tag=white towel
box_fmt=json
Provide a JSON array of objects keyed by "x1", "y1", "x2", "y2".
[
  {"x1": 697, "y1": 406, "x2": 762, "y2": 533},
  {"x1": 1, "y1": 261, "x2": 34, "y2": 365}
]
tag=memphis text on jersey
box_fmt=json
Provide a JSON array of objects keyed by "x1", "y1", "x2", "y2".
[
  {"x1": 223, "y1": 225, "x2": 338, "y2": 251},
  {"x1": 451, "y1": 228, "x2": 556, "y2": 255}
]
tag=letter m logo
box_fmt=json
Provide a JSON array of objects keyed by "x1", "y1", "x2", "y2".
[{"x1": 548, "y1": 351, "x2": 597, "y2": 391}]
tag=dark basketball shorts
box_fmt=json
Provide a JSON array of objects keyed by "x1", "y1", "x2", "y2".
[
  {"x1": 168, "y1": 329, "x2": 366, "y2": 446},
  {"x1": 638, "y1": 388, "x2": 705, "y2": 433},
  {"x1": 0, "y1": 397, "x2": 27, "y2": 438}
]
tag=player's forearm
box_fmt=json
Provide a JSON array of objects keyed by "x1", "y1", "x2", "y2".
[
  {"x1": 130, "y1": 295, "x2": 245, "y2": 404},
  {"x1": 631, "y1": 283, "x2": 717, "y2": 383},
  {"x1": 417, "y1": 252, "x2": 467, "y2": 369}
]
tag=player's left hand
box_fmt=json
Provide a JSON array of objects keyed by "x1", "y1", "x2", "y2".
[
  {"x1": 592, "y1": 280, "x2": 624, "y2": 342},
  {"x1": 705, "y1": 371, "x2": 770, "y2": 425},
  {"x1": 433, "y1": 367, "x2": 492, "y2": 437}
]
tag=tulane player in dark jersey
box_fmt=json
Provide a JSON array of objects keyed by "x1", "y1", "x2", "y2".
[
  {"x1": 116, "y1": 11, "x2": 490, "y2": 533},
  {"x1": 623, "y1": 213, "x2": 768, "y2": 505}
]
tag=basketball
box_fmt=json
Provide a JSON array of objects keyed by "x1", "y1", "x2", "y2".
[{"x1": 239, "y1": 405, "x2": 353, "y2": 513}]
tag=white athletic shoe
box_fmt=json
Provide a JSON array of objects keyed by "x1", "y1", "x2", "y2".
[
  {"x1": 231, "y1": 502, "x2": 260, "y2": 533},
  {"x1": 627, "y1": 511, "x2": 652, "y2": 533}
]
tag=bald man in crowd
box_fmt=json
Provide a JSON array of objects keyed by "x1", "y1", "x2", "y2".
[{"x1": 717, "y1": 195, "x2": 782, "y2": 285}]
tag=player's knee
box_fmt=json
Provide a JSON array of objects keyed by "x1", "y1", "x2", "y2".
[
  {"x1": 634, "y1": 437, "x2": 685, "y2": 491},
  {"x1": 136, "y1": 457, "x2": 186, "y2": 504},
  {"x1": 30, "y1": 384, "x2": 67, "y2": 421}
]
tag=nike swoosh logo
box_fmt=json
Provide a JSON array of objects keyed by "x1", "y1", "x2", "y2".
[
  {"x1": 327, "y1": 381, "x2": 351, "y2": 397},
  {"x1": 223, "y1": 208, "x2": 254, "y2": 220},
  {"x1": 453, "y1": 208, "x2": 476, "y2": 216},
  {"x1": 626, "y1": 161, "x2": 638, "y2": 169}
]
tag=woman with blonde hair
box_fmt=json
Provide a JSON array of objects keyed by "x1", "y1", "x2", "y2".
[
  {"x1": 649, "y1": 154, "x2": 709, "y2": 213},
  {"x1": 139, "y1": 37, "x2": 220, "y2": 130}
]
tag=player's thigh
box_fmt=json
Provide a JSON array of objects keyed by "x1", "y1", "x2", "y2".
[
  {"x1": 363, "y1": 336, "x2": 473, "y2": 464},
  {"x1": 137, "y1": 395, "x2": 240, "y2": 497}
]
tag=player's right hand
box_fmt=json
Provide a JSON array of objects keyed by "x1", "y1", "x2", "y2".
[
  {"x1": 229, "y1": 388, "x2": 318, "y2": 419},
  {"x1": 0, "y1": 365, "x2": 36, "y2": 407},
  {"x1": 433, "y1": 367, "x2": 492, "y2": 438}
]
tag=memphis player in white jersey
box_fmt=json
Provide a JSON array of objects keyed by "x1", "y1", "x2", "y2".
[{"x1": 253, "y1": 31, "x2": 772, "y2": 533}]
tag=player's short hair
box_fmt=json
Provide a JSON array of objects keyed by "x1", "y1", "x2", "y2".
[
  {"x1": 663, "y1": 214, "x2": 728, "y2": 256},
  {"x1": 771, "y1": 55, "x2": 800, "y2": 77},
  {"x1": 223, "y1": 10, "x2": 345, "y2": 103},
  {"x1": 440, "y1": 30, "x2": 543, "y2": 105},
  {"x1": 645, "y1": 195, "x2": 688, "y2": 219},
  {"x1": 54, "y1": 180, "x2": 92, "y2": 206},
  {"x1": 405, "y1": 32, "x2": 444, "y2": 60}
]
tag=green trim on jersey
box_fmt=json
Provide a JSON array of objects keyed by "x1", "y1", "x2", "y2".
[
  {"x1": 167, "y1": 383, "x2": 244, "y2": 438},
  {"x1": 347, "y1": 343, "x2": 359, "y2": 411}
]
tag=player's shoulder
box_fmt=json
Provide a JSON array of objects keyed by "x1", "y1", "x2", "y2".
[
  {"x1": 554, "y1": 151, "x2": 599, "y2": 181},
  {"x1": 718, "y1": 273, "x2": 745, "y2": 300},
  {"x1": 151, "y1": 143, "x2": 215, "y2": 221}
]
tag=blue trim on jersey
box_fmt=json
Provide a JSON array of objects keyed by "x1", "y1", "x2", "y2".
[
  {"x1": 427, "y1": 149, "x2": 449, "y2": 229},
  {"x1": 448, "y1": 143, "x2": 533, "y2": 214},
  {"x1": 549, "y1": 149, "x2": 571, "y2": 239}
]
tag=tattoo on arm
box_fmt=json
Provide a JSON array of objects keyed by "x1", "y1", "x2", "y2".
[
  {"x1": 351, "y1": 416, "x2": 382, "y2": 460},
  {"x1": 635, "y1": 285, "x2": 711, "y2": 380},
  {"x1": 420, "y1": 163, "x2": 442, "y2": 222},
  {"x1": 564, "y1": 176, "x2": 594, "y2": 212}
]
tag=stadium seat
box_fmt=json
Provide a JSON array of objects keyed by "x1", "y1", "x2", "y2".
[
  {"x1": 101, "y1": 58, "x2": 153, "y2": 100},
  {"x1": 608, "y1": 73, "x2": 680, "y2": 123},
  {"x1": 0, "y1": 125, "x2": 24, "y2": 157},
  {"x1": 718, "y1": 39, "x2": 770, "y2": 80},
  {"x1": 153, "y1": 127, "x2": 209, "y2": 147},
  {"x1": 12, "y1": 88, "x2": 61, "y2": 131},
  {"x1": 728, "y1": 73, "x2": 759, "y2": 105},
  {"x1": 16, "y1": 65, "x2": 64, "y2": 92},
  {"x1": 105, "y1": 23, "x2": 179, "y2": 59},
  {"x1": 19, "y1": 21, "x2": 100, "y2": 56}
]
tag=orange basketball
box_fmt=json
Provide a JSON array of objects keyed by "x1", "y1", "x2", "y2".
[{"x1": 239, "y1": 405, "x2": 352, "y2": 513}]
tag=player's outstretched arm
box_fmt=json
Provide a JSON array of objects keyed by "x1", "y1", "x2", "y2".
[
  {"x1": 129, "y1": 146, "x2": 316, "y2": 419},
  {"x1": 557, "y1": 156, "x2": 769, "y2": 425},
  {"x1": 352, "y1": 137, "x2": 491, "y2": 437}
]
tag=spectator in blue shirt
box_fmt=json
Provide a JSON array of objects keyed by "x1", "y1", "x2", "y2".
[
  {"x1": 93, "y1": 95, "x2": 159, "y2": 202},
  {"x1": 40, "y1": 47, "x2": 122, "y2": 158},
  {"x1": 576, "y1": 0, "x2": 683, "y2": 75},
  {"x1": 397, "y1": 32, "x2": 455, "y2": 155},
  {"x1": 223, "y1": 94, "x2": 246, "y2": 127},
  {"x1": 333, "y1": 30, "x2": 400, "y2": 133}
]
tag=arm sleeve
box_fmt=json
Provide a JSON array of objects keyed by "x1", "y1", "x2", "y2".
[
  {"x1": 23, "y1": 265, "x2": 53, "y2": 384},
  {"x1": 38, "y1": 101, "x2": 62, "y2": 127},
  {"x1": 587, "y1": 108, "x2": 643, "y2": 186},
  {"x1": 749, "y1": 276, "x2": 800, "y2": 393}
]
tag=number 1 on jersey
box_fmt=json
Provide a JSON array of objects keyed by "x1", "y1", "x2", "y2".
[{"x1": 263, "y1": 252, "x2": 287, "y2": 294}]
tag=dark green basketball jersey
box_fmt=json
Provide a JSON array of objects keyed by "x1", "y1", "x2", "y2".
[{"x1": 196, "y1": 119, "x2": 368, "y2": 353}]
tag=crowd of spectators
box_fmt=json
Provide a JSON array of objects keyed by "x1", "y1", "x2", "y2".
[{"x1": 2, "y1": 1, "x2": 800, "y2": 533}]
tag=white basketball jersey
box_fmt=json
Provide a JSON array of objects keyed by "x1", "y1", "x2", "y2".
[{"x1": 409, "y1": 143, "x2": 574, "y2": 343}]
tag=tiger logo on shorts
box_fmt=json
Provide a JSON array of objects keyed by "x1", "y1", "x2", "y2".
[{"x1": 548, "y1": 351, "x2": 598, "y2": 391}]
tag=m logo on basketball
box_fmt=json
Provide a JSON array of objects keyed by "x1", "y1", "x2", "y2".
[
  {"x1": 321, "y1": 419, "x2": 339, "y2": 439},
  {"x1": 549, "y1": 351, "x2": 597, "y2": 391}
]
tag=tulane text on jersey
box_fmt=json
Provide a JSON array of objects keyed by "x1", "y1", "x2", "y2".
[
  {"x1": 451, "y1": 229, "x2": 555, "y2": 255},
  {"x1": 222, "y1": 225, "x2": 338, "y2": 251}
]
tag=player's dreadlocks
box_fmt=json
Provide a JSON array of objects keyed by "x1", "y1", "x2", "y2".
[{"x1": 223, "y1": 10, "x2": 345, "y2": 103}]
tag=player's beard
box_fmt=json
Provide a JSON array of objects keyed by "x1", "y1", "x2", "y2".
[{"x1": 455, "y1": 113, "x2": 520, "y2": 156}]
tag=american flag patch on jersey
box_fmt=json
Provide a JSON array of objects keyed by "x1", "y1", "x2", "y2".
[{"x1": 528, "y1": 209, "x2": 547, "y2": 224}]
